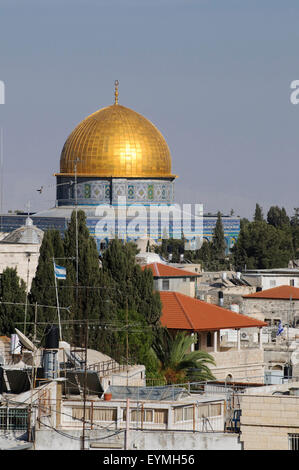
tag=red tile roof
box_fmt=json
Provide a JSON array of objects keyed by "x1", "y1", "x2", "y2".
[
  {"x1": 142, "y1": 263, "x2": 200, "y2": 278},
  {"x1": 160, "y1": 291, "x2": 267, "y2": 331},
  {"x1": 243, "y1": 285, "x2": 299, "y2": 300}
]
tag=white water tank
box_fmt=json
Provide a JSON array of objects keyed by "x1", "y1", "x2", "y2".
[{"x1": 230, "y1": 304, "x2": 240, "y2": 313}]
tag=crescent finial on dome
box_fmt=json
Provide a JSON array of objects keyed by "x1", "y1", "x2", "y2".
[{"x1": 114, "y1": 80, "x2": 119, "y2": 105}]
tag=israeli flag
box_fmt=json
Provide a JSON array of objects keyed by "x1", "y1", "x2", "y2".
[
  {"x1": 276, "y1": 321, "x2": 284, "y2": 336},
  {"x1": 54, "y1": 263, "x2": 66, "y2": 280}
]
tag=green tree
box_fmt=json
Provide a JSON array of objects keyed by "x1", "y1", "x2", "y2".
[
  {"x1": 192, "y1": 240, "x2": 212, "y2": 270},
  {"x1": 154, "y1": 238, "x2": 185, "y2": 263},
  {"x1": 232, "y1": 220, "x2": 294, "y2": 270},
  {"x1": 63, "y1": 210, "x2": 116, "y2": 350},
  {"x1": 29, "y1": 230, "x2": 73, "y2": 343},
  {"x1": 0, "y1": 268, "x2": 27, "y2": 336},
  {"x1": 152, "y1": 329, "x2": 216, "y2": 384},
  {"x1": 102, "y1": 238, "x2": 162, "y2": 326},
  {"x1": 267, "y1": 206, "x2": 290, "y2": 228},
  {"x1": 291, "y1": 208, "x2": 299, "y2": 227},
  {"x1": 211, "y1": 212, "x2": 226, "y2": 262},
  {"x1": 115, "y1": 308, "x2": 159, "y2": 371},
  {"x1": 291, "y1": 208, "x2": 299, "y2": 256},
  {"x1": 254, "y1": 204, "x2": 264, "y2": 222}
]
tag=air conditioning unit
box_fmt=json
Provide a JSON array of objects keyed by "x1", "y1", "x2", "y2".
[{"x1": 241, "y1": 332, "x2": 249, "y2": 340}]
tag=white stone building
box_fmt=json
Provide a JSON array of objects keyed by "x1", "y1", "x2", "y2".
[{"x1": 0, "y1": 217, "x2": 43, "y2": 289}]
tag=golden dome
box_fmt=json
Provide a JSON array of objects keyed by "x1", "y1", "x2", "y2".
[{"x1": 58, "y1": 101, "x2": 176, "y2": 179}]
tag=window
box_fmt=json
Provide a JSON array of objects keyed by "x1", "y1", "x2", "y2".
[
  {"x1": 72, "y1": 407, "x2": 117, "y2": 422},
  {"x1": 209, "y1": 403, "x2": 222, "y2": 416},
  {"x1": 123, "y1": 408, "x2": 167, "y2": 424},
  {"x1": 72, "y1": 406, "x2": 91, "y2": 421},
  {"x1": 198, "y1": 405, "x2": 209, "y2": 419},
  {"x1": 154, "y1": 409, "x2": 168, "y2": 424},
  {"x1": 93, "y1": 407, "x2": 117, "y2": 422},
  {"x1": 207, "y1": 332, "x2": 212, "y2": 347},
  {"x1": 174, "y1": 406, "x2": 193, "y2": 423},
  {"x1": 290, "y1": 279, "x2": 295, "y2": 287},
  {"x1": 0, "y1": 408, "x2": 28, "y2": 430},
  {"x1": 197, "y1": 403, "x2": 222, "y2": 419},
  {"x1": 129, "y1": 409, "x2": 153, "y2": 423},
  {"x1": 289, "y1": 434, "x2": 299, "y2": 450},
  {"x1": 162, "y1": 279, "x2": 170, "y2": 290}
]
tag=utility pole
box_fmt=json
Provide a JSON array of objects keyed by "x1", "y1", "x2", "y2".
[
  {"x1": 74, "y1": 158, "x2": 80, "y2": 300},
  {"x1": 33, "y1": 301, "x2": 38, "y2": 343},
  {"x1": 126, "y1": 297, "x2": 129, "y2": 366},
  {"x1": 82, "y1": 317, "x2": 89, "y2": 450},
  {"x1": 53, "y1": 257, "x2": 62, "y2": 341},
  {"x1": 125, "y1": 398, "x2": 130, "y2": 450}
]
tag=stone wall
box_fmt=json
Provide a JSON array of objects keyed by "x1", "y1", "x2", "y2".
[
  {"x1": 241, "y1": 298, "x2": 299, "y2": 326},
  {"x1": 0, "y1": 244, "x2": 40, "y2": 289},
  {"x1": 210, "y1": 348, "x2": 265, "y2": 383},
  {"x1": 239, "y1": 392, "x2": 299, "y2": 450}
]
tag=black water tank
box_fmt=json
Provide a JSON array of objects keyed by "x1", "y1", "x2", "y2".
[{"x1": 45, "y1": 325, "x2": 59, "y2": 349}]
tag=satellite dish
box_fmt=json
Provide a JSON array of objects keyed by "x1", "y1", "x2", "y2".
[
  {"x1": 291, "y1": 350, "x2": 299, "y2": 366},
  {"x1": 15, "y1": 328, "x2": 37, "y2": 352}
]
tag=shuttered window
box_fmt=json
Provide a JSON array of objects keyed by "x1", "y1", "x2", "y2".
[
  {"x1": 72, "y1": 407, "x2": 91, "y2": 421},
  {"x1": 72, "y1": 406, "x2": 117, "y2": 422},
  {"x1": 123, "y1": 408, "x2": 167, "y2": 424}
]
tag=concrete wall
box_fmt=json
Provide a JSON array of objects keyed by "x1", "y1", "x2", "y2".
[{"x1": 34, "y1": 428, "x2": 242, "y2": 450}]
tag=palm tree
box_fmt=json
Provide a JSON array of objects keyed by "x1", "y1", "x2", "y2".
[{"x1": 152, "y1": 329, "x2": 216, "y2": 384}]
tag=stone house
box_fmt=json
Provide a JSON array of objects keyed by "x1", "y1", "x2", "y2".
[
  {"x1": 242, "y1": 285, "x2": 299, "y2": 327},
  {"x1": 159, "y1": 291, "x2": 267, "y2": 383},
  {"x1": 142, "y1": 262, "x2": 200, "y2": 298},
  {"x1": 242, "y1": 268, "x2": 299, "y2": 290}
]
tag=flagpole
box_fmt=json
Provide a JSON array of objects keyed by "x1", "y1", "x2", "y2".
[{"x1": 53, "y1": 258, "x2": 62, "y2": 341}]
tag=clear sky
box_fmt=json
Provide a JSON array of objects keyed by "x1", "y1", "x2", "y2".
[{"x1": 0, "y1": 0, "x2": 299, "y2": 219}]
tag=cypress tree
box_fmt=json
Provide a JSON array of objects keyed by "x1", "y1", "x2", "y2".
[
  {"x1": 102, "y1": 238, "x2": 162, "y2": 325},
  {"x1": 211, "y1": 211, "x2": 226, "y2": 261},
  {"x1": 29, "y1": 231, "x2": 56, "y2": 327},
  {"x1": 0, "y1": 268, "x2": 27, "y2": 336},
  {"x1": 254, "y1": 203, "x2": 264, "y2": 222},
  {"x1": 63, "y1": 210, "x2": 116, "y2": 350},
  {"x1": 29, "y1": 229, "x2": 73, "y2": 343}
]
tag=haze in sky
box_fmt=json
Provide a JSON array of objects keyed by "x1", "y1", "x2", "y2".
[{"x1": 0, "y1": 0, "x2": 299, "y2": 219}]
